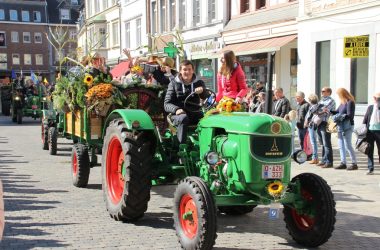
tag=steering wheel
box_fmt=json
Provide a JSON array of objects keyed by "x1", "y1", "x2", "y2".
[{"x1": 184, "y1": 89, "x2": 216, "y2": 113}]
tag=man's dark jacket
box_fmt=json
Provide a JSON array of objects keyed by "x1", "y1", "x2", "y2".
[
  {"x1": 296, "y1": 100, "x2": 310, "y2": 129},
  {"x1": 273, "y1": 96, "x2": 291, "y2": 118},
  {"x1": 164, "y1": 74, "x2": 207, "y2": 114}
]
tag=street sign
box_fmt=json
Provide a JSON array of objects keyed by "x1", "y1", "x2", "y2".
[
  {"x1": 164, "y1": 42, "x2": 178, "y2": 58},
  {"x1": 343, "y1": 36, "x2": 369, "y2": 58}
]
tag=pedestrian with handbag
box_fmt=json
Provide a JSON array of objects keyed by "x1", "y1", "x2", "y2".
[
  {"x1": 331, "y1": 88, "x2": 358, "y2": 170},
  {"x1": 295, "y1": 91, "x2": 310, "y2": 152},
  {"x1": 362, "y1": 92, "x2": 380, "y2": 175},
  {"x1": 304, "y1": 94, "x2": 320, "y2": 164}
]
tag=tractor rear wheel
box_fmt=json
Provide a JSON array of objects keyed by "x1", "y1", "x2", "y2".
[
  {"x1": 173, "y1": 176, "x2": 217, "y2": 250},
  {"x1": 48, "y1": 127, "x2": 57, "y2": 155},
  {"x1": 102, "y1": 119, "x2": 153, "y2": 221},
  {"x1": 218, "y1": 205, "x2": 256, "y2": 215},
  {"x1": 283, "y1": 173, "x2": 336, "y2": 247},
  {"x1": 71, "y1": 143, "x2": 90, "y2": 188},
  {"x1": 17, "y1": 109, "x2": 22, "y2": 124},
  {"x1": 42, "y1": 123, "x2": 49, "y2": 150}
]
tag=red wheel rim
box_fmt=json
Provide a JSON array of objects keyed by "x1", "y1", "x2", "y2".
[
  {"x1": 179, "y1": 194, "x2": 198, "y2": 239},
  {"x1": 106, "y1": 136, "x2": 125, "y2": 204},
  {"x1": 72, "y1": 152, "x2": 78, "y2": 176},
  {"x1": 291, "y1": 189, "x2": 315, "y2": 231}
]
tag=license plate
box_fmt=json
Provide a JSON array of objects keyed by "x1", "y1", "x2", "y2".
[
  {"x1": 32, "y1": 105, "x2": 38, "y2": 110},
  {"x1": 262, "y1": 165, "x2": 283, "y2": 179}
]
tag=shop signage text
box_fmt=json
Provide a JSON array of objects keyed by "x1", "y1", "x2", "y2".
[{"x1": 343, "y1": 36, "x2": 369, "y2": 58}]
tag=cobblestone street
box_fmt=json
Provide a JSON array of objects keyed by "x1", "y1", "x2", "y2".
[{"x1": 1, "y1": 116, "x2": 380, "y2": 249}]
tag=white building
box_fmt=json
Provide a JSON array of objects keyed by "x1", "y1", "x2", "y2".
[{"x1": 298, "y1": 0, "x2": 380, "y2": 117}]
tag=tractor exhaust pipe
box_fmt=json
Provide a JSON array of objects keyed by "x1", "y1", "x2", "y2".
[{"x1": 265, "y1": 52, "x2": 275, "y2": 115}]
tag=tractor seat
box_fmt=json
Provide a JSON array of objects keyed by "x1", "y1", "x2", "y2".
[{"x1": 167, "y1": 113, "x2": 198, "y2": 133}]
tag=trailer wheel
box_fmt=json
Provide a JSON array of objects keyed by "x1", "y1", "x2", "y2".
[
  {"x1": 218, "y1": 205, "x2": 256, "y2": 215},
  {"x1": 17, "y1": 109, "x2": 22, "y2": 124},
  {"x1": 283, "y1": 173, "x2": 336, "y2": 247},
  {"x1": 71, "y1": 143, "x2": 90, "y2": 187},
  {"x1": 48, "y1": 127, "x2": 57, "y2": 155},
  {"x1": 173, "y1": 176, "x2": 217, "y2": 250},
  {"x1": 102, "y1": 119, "x2": 153, "y2": 221},
  {"x1": 42, "y1": 123, "x2": 49, "y2": 150}
]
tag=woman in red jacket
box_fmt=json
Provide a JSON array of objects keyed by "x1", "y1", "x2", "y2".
[{"x1": 216, "y1": 50, "x2": 248, "y2": 103}]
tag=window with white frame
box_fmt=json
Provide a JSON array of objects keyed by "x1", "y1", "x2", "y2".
[
  {"x1": 0, "y1": 32, "x2": 6, "y2": 47},
  {"x1": 125, "y1": 22, "x2": 130, "y2": 49},
  {"x1": 11, "y1": 31, "x2": 19, "y2": 43},
  {"x1": 208, "y1": 0, "x2": 216, "y2": 22},
  {"x1": 22, "y1": 10, "x2": 30, "y2": 21},
  {"x1": 12, "y1": 54, "x2": 20, "y2": 65},
  {"x1": 193, "y1": 0, "x2": 200, "y2": 25},
  {"x1": 35, "y1": 54, "x2": 43, "y2": 65},
  {"x1": 99, "y1": 27, "x2": 106, "y2": 47},
  {"x1": 94, "y1": 1, "x2": 100, "y2": 13},
  {"x1": 103, "y1": 0, "x2": 108, "y2": 10},
  {"x1": 60, "y1": 9, "x2": 70, "y2": 20},
  {"x1": 169, "y1": 0, "x2": 176, "y2": 30},
  {"x1": 87, "y1": 1, "x2": 92, "y2": 17},
  {"x1": 151, "y1": 1, "x2": 158, "y2": 34},
  {"x1": 0, "y1": 54, "x2": 7, "y2": 70},
  {"x1": 33, "y1": 11, "x2": 41, "y2": 22},
  {"x1": 23, "y1": 32, "x2": 31, "y2": 43},
  {"x1": 160, "y1": 0, "x2": 167, "y2": 32},
  {"x1": 0, "y1": 9, "x2": 5, "y2": 20},
  {"x1": 10, "y1": 10, "x2": 18, "y2": 21},
  {"x1": 24, "y1": 54, "x2": 32, "y2": 65},
  {"x1": 179, "y1": 0, "x2": 186, "y2": 29},
  {"x1": 136, "y1": 18, "x2": 141, "y2": 47},
  {"x1": 112, "y1": 21, "x2": 119, "y2": 46},
  {"x1": 34, "y1": 33, "x2": 42, "y2": 43}
]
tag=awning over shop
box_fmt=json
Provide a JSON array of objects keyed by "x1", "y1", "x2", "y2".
[
  {"x1": 110, "y1": 61, "x2": 130, "y2": 79},
  {"x1": 222, "y1": 35, "x2": 297, "y2": 56}
]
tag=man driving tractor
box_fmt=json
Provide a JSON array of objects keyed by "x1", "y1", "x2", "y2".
[{"x1": 164, "y1": 60, "x2": 208, "y2": 144}]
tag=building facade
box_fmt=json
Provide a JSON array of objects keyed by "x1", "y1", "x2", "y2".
[{"x1": 298, "y1": 0, "x2": 380, "y2": 117}]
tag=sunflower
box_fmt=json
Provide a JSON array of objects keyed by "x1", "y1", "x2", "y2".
[
  {"x1": 83, "y1": 74, "x2": 93, "y2": 87},
  {"x1": 267, "y1": 181, "x2": 284, "y2": 198},
  {"x1": 131, "y1": 65, "x2": 143, "y2": 74}
]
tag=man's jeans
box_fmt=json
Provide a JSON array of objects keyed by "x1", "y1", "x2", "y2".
[
  {"x1": 337, "y1": 127, "x2": 357, "y2": 164},
  {"x1": 367, "y1": 131, "x2": 380, "y2": 171},
  {"x1": 298, "y1": 128, "x2": 307, "y2": 150},
  {"x1": 317, "y1": 122, "x2": 333, "y2": 164},
  {"x1": 308, "y1": 127, "x2": 319, "y2": 160}
]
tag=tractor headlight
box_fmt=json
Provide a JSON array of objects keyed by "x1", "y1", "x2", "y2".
[
  {"x1": 205, "y1": 151, "x2": 219, "y2": 165},
  {"x1": 42, "y1": 97, "x2": 47, "y2": 101},
  {"x1": 14, "y1": 96, "x2": 21, "y2": 101},
  {"x1": 293, "y1": 149, "x2": 307, "y2": 164}
]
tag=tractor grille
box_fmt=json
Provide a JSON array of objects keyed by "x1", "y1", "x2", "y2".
[{"x1": 250, "y1": 135, "x2": 291, "y2": 159}]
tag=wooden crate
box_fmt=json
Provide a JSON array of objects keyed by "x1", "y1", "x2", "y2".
[
  {"x1": 65, "y1": 111, "x2": 83, "y2": 137},
  {"x1": 89, "y1": 115, "x2": 103, "y2": 140}
]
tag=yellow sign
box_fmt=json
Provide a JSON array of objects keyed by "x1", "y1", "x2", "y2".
[{"x1": 344, "y1": 36, "x2": 369, "y2": 58}]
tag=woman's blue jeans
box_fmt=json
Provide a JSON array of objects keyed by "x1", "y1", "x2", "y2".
[
  {"x1": 308, "y1": 127, "x2": 318, "y2": 160},
  {"x1": 337, "y1": 126, "x2": 357, "y2": 164}
]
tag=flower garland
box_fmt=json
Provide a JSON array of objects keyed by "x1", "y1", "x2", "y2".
[{"x1": 216, "y1": 96, "x2": 243, "y2": 112}]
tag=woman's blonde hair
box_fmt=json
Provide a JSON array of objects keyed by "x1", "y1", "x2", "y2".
[
  {"x1": 220, "y1": 50, "x2": 236, "y2": 78},
  {"x1": 308, "y1": 94, "x2": 319, "y2": 104},
  {"x1": 336, "y1": 87, "x2": 355, "y2": 104}
]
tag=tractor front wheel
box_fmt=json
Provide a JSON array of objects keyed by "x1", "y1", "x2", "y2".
[
  {"x1": 102, "y1": 119, "x2": 153, "y2": 221},
  {"x1": 48, "y1": 127, "x2": 57, "y2": 155},
  {"x1": 173, "y1": 177, "x2": 217, "y2": 250},
  {"x1": 71, "y1": 143, "x2": 90, "y2": 187},
  {"x1": 218, "y1": 205, "x2": 256, "y2": 215},
  {"x1": 42, "y1": 123, "x2": 49, "y2": 150},
  {"x1": 283, "y1": 173, "x2": 336, "y2": 247}
]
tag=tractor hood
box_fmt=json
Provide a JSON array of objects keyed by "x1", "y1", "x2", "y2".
[{"x1": 199, "y1": 112, "x2": 292, "y2": 135}]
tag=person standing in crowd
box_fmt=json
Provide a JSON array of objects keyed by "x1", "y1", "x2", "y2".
[
  {"x1": 316, "y1": 87, "x2": 336, "y2": 168},
  {"x1": 295, "y1": 91, "x2": 310, "y2": 151},
  {"x1": 251, "y1": 92, "x2": 266, "y2": 113},
  {"x1": 272, "y1": 88, "x2": 291, "y2": 118},
  {"x1": 164, "y1": 60, "x2": 208, "y2": 144},
  {"x1": 362, "y1": 92, "x2": 380, "y2": 175},
  {"x1": 216, "y1": 50, "x2": 248, "y2": 103},
  {"x1": 331, "y1": 88, "x2": 357, "y2": 170},
  {"x1": 89, "y1": 53, "x2": 112, "y2": 80},
  {"x1": 305, "y1": 94, "x2": 320, "y2": 164}
]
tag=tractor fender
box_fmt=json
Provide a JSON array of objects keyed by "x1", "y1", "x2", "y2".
[{"x1": 102, "y1": 109, "x2": 155, "y2": 138}]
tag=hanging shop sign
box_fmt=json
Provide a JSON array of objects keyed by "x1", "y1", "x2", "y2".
[{"x1": 343, "y1": 35, "x2": 369, "y2": 58}]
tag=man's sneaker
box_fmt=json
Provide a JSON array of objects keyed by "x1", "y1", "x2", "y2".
[
  {"x1": 347, "y1": 164, "x2": 358, "y2": 170},
  {"x1": 366, "y1": 170, "x2": 374, "y2": 175},
  {"x1": 322, "y1": 163, "x2": 333, "y2": 168},
  {"x1": 334, "y1": 163, "x2": 347, "y2": 169},
  {"x1": 309, "y1": 159, "x2": 319, "y2": 164},
  {"x1": 317, "y1": 162, "x2": 326, "y2": 167}
]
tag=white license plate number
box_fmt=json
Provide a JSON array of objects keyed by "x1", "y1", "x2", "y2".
[{"x1": 262, "y1": 165, "x2": 283, "y2": 179}]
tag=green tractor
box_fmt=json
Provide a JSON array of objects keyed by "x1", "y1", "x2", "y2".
[
  {"x1": 67, "y1": 85, "x2": 335, "y2": 249},
  {"x1": 10, "y1": 83, "x2": 47, "y2": 124}
]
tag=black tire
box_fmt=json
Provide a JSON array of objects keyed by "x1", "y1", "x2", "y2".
[
  {"x1": 42, "y1": 122, "x2": 49, "y2": 150},
  {"x1": 11, "y1": 107, "x2": 16, "y2": 122},
  {"x1": 48, "y1": 126, "x2": 57, "y2": 155},
  {"x1": 218, "y1": 205, "x2": 256, "y2": 215},
  {"x1": 71, "y1": 143, "x2": 90, "y2": 188},
  {"x1": 17, "y1": 109, "x2": 22, "y2": 124},
  {"x1": 283, "y1": 173, "x2": 336, "y2": 247},
  {"x1": 173, "y1": 176, "x2": 217, "y2": 250},
  {"x1": 102, "y1": 119, "x2": 154, "y2": 221}
]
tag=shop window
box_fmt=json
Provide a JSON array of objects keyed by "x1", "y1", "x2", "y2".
[
  {"x1": 289, "y1": 48, "x2": 298, "y2": 105},
  {"x1": 351, "y1": 58, "x2": 368, "y2": 104},
  {"x1": 315, "y1": 40, "x2": 330, "y2": 94},
  {"x1": 196, "y1": 59, "x2": 216, "y2": 91},
  {"x1": 240, "y1": 0, "x2": 250, "y2": 13},
  {"x1": 256, "y1": 0, "x2": 266, "y2": 10},
  {"x1": 237, "y1": 53, "x2": 268, "y2": 87},
  {"x1": 0, "y1": 32, "x2": 6, "y2": 47}
]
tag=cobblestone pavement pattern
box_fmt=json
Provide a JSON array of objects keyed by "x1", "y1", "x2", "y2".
[{"x1": 0, "y1": 116, "x2": 380, "y2": 249}]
